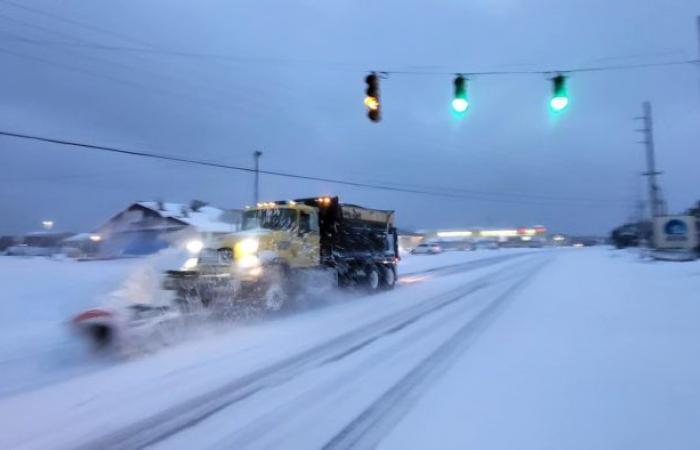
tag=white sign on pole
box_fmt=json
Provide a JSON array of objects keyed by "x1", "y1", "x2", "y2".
[{"x1": 653, "y1": 215, "x2": 698, "y2": 250}]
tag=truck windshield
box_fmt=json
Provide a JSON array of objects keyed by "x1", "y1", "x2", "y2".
[{"x1": 242, "y1": 208, "x2": 297, "y2": 231}]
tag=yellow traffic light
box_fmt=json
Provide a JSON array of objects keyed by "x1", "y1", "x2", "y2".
[{"x1": 364, "y1": 96, "x2": 380, "y2": 111}]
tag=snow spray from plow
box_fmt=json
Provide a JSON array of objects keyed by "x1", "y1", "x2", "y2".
[{"x1": 69, "y1": 249, "x2": 192, "y2": 353}]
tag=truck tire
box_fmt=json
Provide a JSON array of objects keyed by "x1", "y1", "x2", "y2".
[
  {"x1": 263, "y1": 265, "x2": 289, "y2": 311},
  {"x1": 381, "y1": 264, "x2": 396, "y2": 290},
  {"x1": 332, "y1": 268, "x2": 347, "y2": 289},
  {"x1": 264, "y1": 283, "x2": 286, "y2": 311},
  {"x1": 365, "y1": 265, "x2": 380, "y2": 291}
]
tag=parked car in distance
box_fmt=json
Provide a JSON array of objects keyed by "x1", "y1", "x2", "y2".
[
  {"x1": 458, "y1": 241, "x2": 476, "y2": 251},
  {"x1": 411, "y1": 242, "x2": 442, "y2": 255}
]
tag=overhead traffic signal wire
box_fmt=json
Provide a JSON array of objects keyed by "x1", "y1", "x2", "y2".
[
  {"x1": 0, "y1": 129, "x2": 629, "y2": 207},
  {"x1": 3, "y1": 27, "x2": 697, "y2": 76},
  {"x1": 377, "y1": 59, "x2": 700, "y2": 76},
  {"x1": 0, "y1": 1, "x2": 696, "y2": 77}
]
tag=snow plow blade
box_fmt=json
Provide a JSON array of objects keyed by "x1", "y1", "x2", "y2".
[{"x1": 72, "y1": 304, "x2": 192, "y2": 355}]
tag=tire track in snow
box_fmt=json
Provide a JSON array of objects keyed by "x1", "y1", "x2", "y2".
[
  {"x1": 323, "y1": 257, "x2": 551, "y2": 450},
  {"x1": 204, "y1": 276, "x2": 511, "y2": 450},
  {"x1": 399, "y1": 251, "x2": 536, "y2": 279}
]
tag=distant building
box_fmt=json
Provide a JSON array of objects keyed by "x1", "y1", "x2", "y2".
[
  {"x1": 92, "y1": 200, "x2": 241, "y2": 256},
  {"x1": 60, "y1": 233, "x2": 101, "y2": 258},
  {"x1": 422, "y1": 226, "x2": 549, "y2": 248},
  {"x1": 4, "y1": 231, "x2": 75, "y2": 256},
  {"x1": 0, "y1": 236, "x2": 19, "y2": 252},
  {"x1": 397, "y1": 229, "x2": 424, "y2": 252}
]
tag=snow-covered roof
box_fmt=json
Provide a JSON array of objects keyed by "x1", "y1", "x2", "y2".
[{"x1": 137, "y1": 201, "x2": 237, "y2": 233}]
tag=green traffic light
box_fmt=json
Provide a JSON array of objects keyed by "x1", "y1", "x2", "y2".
[
  {"x1": 452, "y1": 75, "x2": 469, "y2": 115},
  {"x1": 550, "y1": 96, "x2": 569, "y2": 111},
  {"x1": 452, "y1": 97, "x2": 469, "y2": 113},
  {"x1": 549, "y1": 75, "x2": 569, "y2": 112}
]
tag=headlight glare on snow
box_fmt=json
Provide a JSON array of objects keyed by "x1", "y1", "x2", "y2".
[{"x1": 186, "y1": 239, "x2": 204, "y2": 254}]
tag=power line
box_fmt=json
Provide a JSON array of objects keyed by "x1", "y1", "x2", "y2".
[
  {"x1": 1, "y1": 29, "x2": 697, "y2": 76},
  {"x1": 0, "y1": 14, "x2": 330, "y2": 126},
  {"x1": 363, "y1": 178, "x2": 627, "y2": 204},
  {"x1": 0, "y1": 129, "x2": 628, "y2": 207},
  {"x1": 0, "y1": 0, "x2": 154, "y2": 48},
  {"x1": 381, "y1": 59, "x2": 700, "y2": 76},
  {"x1": 0, "y1": 2, "x2": 696, "y2": 77},
  {"x1": 0, "y1": 4, "x2": 362, "y2": 80},
  {"x1": 0, "y1": 31, "x2": 362, "y2": 71},
  {"x1": 0, "y1": 32, "x2": 313, "y2": 129},
  {"x1": 0, "y1": 24, "x2": 270, "y2": 104},
  {"x1": 0, "y1": 45, "x2": 240, "y2": 112}
]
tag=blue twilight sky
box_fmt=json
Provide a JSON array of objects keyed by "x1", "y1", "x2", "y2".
[{"x1": 0, "y1": 0, "x2": 699, "y2": 235}]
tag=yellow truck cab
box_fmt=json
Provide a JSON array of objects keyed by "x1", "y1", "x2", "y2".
[{"x1": 219, "y1": 201, "x2": 322, "y2": 276}]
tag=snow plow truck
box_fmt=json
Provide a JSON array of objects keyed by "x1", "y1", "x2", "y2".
[{"x1": 163, "y1": 196, "x2": 399, "y2": 311}]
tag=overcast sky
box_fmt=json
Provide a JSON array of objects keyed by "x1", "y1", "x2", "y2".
[{"x1": 0, "y1": 0, "x2": 698, "y2": 235}]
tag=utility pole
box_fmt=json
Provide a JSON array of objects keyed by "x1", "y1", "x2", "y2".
[
  {"x1": 253, "y1": 150, "x2": 262, "y2": 205},
  {"x1": 635, "y1": 199, "x2": 647, "y2": 258},
  {"x1": 697, "y1": 16, "x2": 700, "y2": 99},
  {"x1": 635, "y1": 101, "x2": 665, "y2": 219}
]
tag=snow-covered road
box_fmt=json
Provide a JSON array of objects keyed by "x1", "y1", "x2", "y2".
[{"x1": 1, "y1": 248, "x2": 699, "y2": 449}]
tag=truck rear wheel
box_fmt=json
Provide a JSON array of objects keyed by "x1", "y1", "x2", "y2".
[
  {"x1": 381, "y1": 264, "x2": 396, "y2": 290},
  {"x1": 365, "y1": 265, "x2": 380, "y2": 291}
]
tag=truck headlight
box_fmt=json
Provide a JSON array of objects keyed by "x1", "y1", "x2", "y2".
[
  {"x1": 238, "y1": 254, "x2": 260, "y2": 269},
  {"x1": 186, "y1": 239, "x2": 204, "y2": 254},
  {"x1": 182, "y1": 257, "x2": 198, "y2": 270},
  {"x1": 237, "y1": 238, "x2": 259, "y2": 256}
]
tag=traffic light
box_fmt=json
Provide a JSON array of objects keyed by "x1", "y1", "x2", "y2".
[
  {"x1": 549, "y1": 75, "x2": 569, "y2": 111},
  {"x1": 364, "y1": 73, "x2": 381, "y2": 122},
  {"x1": 452, "y1": 75, "x2": 469, "y2": 113}
]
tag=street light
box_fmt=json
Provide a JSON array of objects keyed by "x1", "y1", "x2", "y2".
[{"x1": 42, "y1": 220, "x2": 54, "y2": 230}]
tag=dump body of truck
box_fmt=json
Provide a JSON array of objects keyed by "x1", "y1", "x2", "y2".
[{"x1": 293, "y1": 197, "x2": 397, "y2": 267}]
